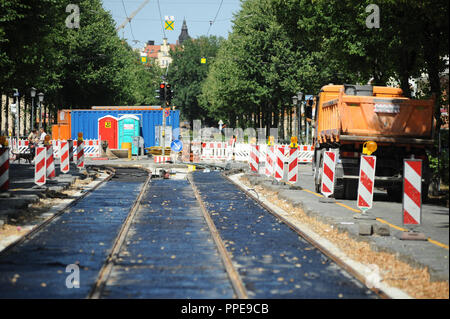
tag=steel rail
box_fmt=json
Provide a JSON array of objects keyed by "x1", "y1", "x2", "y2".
[
  {"x1": 0, "y1": 165, "x2": 116, "y2": 257},
  {"x1": 88, "y1": 168, "x2": 152, "y2": 299},
  {"x1": 222, "y1": 173, "x2": 389, "y2": 299},
  {"x1": 187, "y1": 173, "x2": 248, "y2": 299}
]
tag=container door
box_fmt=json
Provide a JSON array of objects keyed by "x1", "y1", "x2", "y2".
[
  {"x1": 118, "y1": 115, "x2": 140, "y2": 155},
  {"x1": 98, "y1": 116, "x2": 118, "y2": 149}
]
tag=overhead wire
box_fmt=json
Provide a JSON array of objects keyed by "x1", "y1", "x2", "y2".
[
  {"x1": 206, "y1": 0, "x2": 224, "y2": 36},
  {"x1": 156, "y1": 0, "x2": 167, "y2": 39},
  {"x1": 121, "y1": 0, "x2": 137, "y2": 42}
]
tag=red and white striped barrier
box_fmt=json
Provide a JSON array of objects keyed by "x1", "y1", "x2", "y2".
[
  {"x1": 0, "y1": 148, "x2": 9, "y2": 192},
  {"x1": 402, "y1": 159, "x2": 422, "y2": 225},
  {"x1": 321, "y1": 151, "x2": 337, "y2": 197},
  {"x1": 60, "y1": 141, "x2": 70, "y2": 174},
  {"x1": 298, "y1": 145, "x2": 314, "y2": 163},
  {"x1": 249, "y1": 144, "x2": 260, "y2": 172},
  {"x1": 265, "y1": 146, "x2": 275, "y2": 177},
  {"x1": 226, "y1": 139, "x2": 234, "y2": 161},
  {"x1": 68, "y1": 140, "x2": 74, "y2": 163},
  {"x1": 357, "y1": 155, "x2": 376, "y2": 211},
  {"x1": 35, "y1": 147, "x2": 46, "y2": 186},
  {"x1": 18, "y1": 140, "x2": 30, "y2": 154},
  {"x1": 46, "y1": 145, "x2": 56, "y2": 179},
  {"x1": 287, "y1": 147, "x2": 299, "y2": 183},
  {"x1": 154, "y1": 156, "x2": 171, "y2": 163},
  {"x1": 201, "y1": 142, "x2": 228, "y2": 161},
  {"x1": 234, "y1": 143, "x2": 250, "y2": 162},
  {"x1": 73, "y1": 139, "x2": 100, "y2": 158},
  {"x1": 274, "y1": 146, "x2": 285, "y2": 181},
  {"x1": 181, "y1": 140, "x2": 190, "y2": 162},
  {"x1": 200, "y1": 142, "x2": 212, "y2": 161},
  {"x1": 8, "y1": 139, "x2": 100, "y2": 159},
  {"x1": 77, "y1": 141, "x2": 85, "y2": 169},
  {"x1": 51, "y1": 140, "x2": 60, "y2": 158}
]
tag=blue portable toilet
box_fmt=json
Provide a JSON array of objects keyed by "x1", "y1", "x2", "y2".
[{"x1": 118, "y1": 115, "x2": 140, "y2": 155}]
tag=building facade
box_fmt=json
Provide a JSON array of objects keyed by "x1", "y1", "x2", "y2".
[{"x1": 142, "y1": 19, "x2": 191, "y2": 68}]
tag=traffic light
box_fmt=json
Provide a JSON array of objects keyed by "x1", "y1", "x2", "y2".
[
  {"x1": 166, "y1": 83, "x2": 172, "y2": 104},
  {"x1": 159, "y1": 83, "x2": 166, "y2": 103}
]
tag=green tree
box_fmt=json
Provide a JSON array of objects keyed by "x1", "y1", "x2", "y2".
[
  {"x1": 0, "y1": 0, "x2": 162, "y2": 132},
  {"x1": 168, "y1": 36, "x2": 223, "y2": 125}
]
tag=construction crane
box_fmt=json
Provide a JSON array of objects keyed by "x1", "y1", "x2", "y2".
[{"x1": 116, "y1": 0, "x2": 150, "y2": 32}]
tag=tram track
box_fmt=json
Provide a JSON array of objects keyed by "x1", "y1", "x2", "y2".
[
  {"x1": 223, "y1": 172, "x2": 388, "y2": 299},
  {"x1": 0, "y1": 166, "x2": 116, "y2": 257},
  {"x1": 0, "y1": 166, "x2": 380, "y2": 299},
  {"x1": 0, "y1": 167, "x2": 149, "y2": 298},
  {"x1": 188, "y1": 174, "x2": 248, "y2": 299},
  {"x1": 88, "y1": 168, "x2": 152, "y2": 299}
]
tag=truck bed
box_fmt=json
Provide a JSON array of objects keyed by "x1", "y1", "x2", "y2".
[{"x1": 317, "y1": 90, "x2": 435, "y2": 145}]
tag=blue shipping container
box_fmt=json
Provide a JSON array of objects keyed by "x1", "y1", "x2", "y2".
[{"x1": 70, "y1": 110, "x2": 180, "y2": 149}]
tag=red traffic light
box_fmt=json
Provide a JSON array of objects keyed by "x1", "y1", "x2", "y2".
[{"x1": 160, "y1": 83, "x2": 166, "y2": 89}]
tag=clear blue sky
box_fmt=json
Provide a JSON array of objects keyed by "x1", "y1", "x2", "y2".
[{"x1": 101, "y1": 0, "x2": 243, "y2": 48}]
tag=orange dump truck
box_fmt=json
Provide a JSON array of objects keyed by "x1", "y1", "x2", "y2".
[{"x1": 313, "y1": 84, "x2": 435, "y2": 200}]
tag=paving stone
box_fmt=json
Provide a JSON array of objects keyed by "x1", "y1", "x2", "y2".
[
  {"x1": 359, "y1": 222, "x2": 373, "y2": 236},
  {"x1": 374, "y1": 223, "x2": 390, "y2": 236}
]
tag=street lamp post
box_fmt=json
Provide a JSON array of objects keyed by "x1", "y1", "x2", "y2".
[
  {"x1": 12, "y1": 89, "x2": 20, "y2": 149},
  {"x1": 296, "y1": 92, "x2": 304, "y2": 144},
  {"x1": 30, "y1": 87, "x2": 36, "y2": 131},
  {"x1": 292, "y1": 95, "x2": 298, "y2": 138},
  {"x1": 38, "y1": 93, "x2": 44, "y2": 130}
]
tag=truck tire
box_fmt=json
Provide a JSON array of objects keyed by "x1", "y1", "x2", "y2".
[{"x1": 314, "y1": 150, "x2": 323, "y2": 193}]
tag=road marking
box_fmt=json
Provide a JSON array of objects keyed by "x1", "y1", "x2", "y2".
[
  {"x1": 375, "y1": 218, "x2": 407, "y2": 232},
  {"x1": 301, "y1": 187, "x2": 449, "y2": 250},
  {"x1": 302, "y1": 189, "x2": 323, "y2": 198},
  {"x1": 427, "y1": 238, "x2": 449, "y2": 250},
  {"x1": 336, "y1": 202, "x2": 360, "y2": 213}
]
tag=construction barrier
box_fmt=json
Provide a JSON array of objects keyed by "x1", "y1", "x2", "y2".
[
  {"x1": 298, "y1": 145, "x2": 314, "y2": 163},
  {"x1": 8, "y1": 138, "x2": 100, "y2": 159},
  {"x1": 68, "y1": 140, "x2": 74, "y2": 163},
  {"x1": 73, "y1": 139, "x2": 100, "y2": 158},
  {"x1": 357, "y1": 155, "x2": 376, "y2": 211},
  {"x1": 287, "y1": 147, "x2": 299, "y2": 183},
  {"x1": 201, "y1": 142, "x2": 228, "y2": 161},
  {"x1": 181, "y1": 140, "x2": 190, "y2": 162},
  {"x1": 265, "y1": 146, "x2": 275, "y2": 177},
  {"x1": 60, "y1": 141, "x2": 70, "y2": 174},
  {"x1": 234, "y1": 143, "x2": 250, "y2": 162},
  {"x1": 77, "y1": 141, "x2": 85, "y2": 169},
  {"x1": 154, "y1": 156, "x2": 171, "y2": 163},
  {"x1": 249, "y1": 144, "x2": 260, "y2": 172},
  {"x1": 192, "y1": 141, "x2": 201, "y2": 162},
  {"x1": 0, "y1": 148, "x2": 9, "y2": 192},
  {"x1": 321, "y1": 151, "x2": 336, "y2": 197},
  {"x1": 34, "y1": 147, "x2": 46, "y2": 186},
  {"x1": 402, "y1": 159, "x2": 422, "y2": 225},
  {"x1": 46, "y1": 145, "x2": 56, "y2": 179},
  {"x1": 274, "y1": 146, "x2": 285, "y2": 181}
]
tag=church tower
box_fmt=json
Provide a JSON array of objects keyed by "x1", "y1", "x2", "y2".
[{"x1": 178, "y1": 19, "x2": 191, "y2": 45}]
